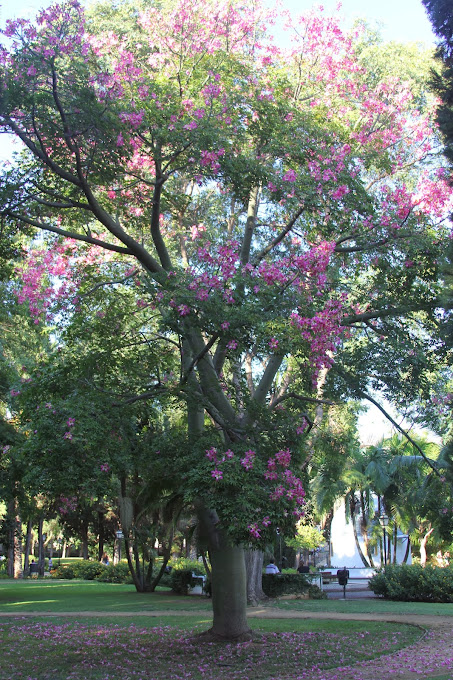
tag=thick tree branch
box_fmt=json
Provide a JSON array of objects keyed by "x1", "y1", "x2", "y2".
[
  {"x1": 240, "y1": 186, "x2": 259, "y2": 266},
  {"x1": 270, "y1": 392, "x2": 334, "y2": 409},
  {"x1": 249, "y1": 355, "x2": 284, "y2": 409},
  {"x1": 4, "y1": 210, "x2": 133, "y2": 255},
  {"x1": 1, "y1": 116, "x2": 81, "y2": 186},
  {"x1": 341, "y1": 301, "x2": 451, "y2": 326},
  {"x1": 181, "y1": 332, "x2": 220, "y2": 383},
  {"x1": 255, "y1": 205, "x2": 305, "y2": 263}
]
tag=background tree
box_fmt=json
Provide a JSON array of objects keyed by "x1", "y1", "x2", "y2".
[{"x1": 422, "y1": 0, "x2": 453, "y2": 163}]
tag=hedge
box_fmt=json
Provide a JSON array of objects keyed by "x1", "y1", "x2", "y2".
[
  {"x1": 368, "y1": 564, "x2": 453, "y2": 602},
  {"x1": 51, "y1": 561, "x2": 132, "y2": 584},
  {"x1": 262, "y1": 572, "x2": 311, "y2": 598}
]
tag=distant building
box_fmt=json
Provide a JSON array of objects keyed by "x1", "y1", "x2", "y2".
[{"x1": 327, "y1": 498, "x2": 411, "y2": 576}]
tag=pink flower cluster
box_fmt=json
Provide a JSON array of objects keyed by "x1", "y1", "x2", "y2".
[
  {"x1": 63, "y1": 416, "x2": 76, "y2": 441},
  {"x1": 58, "y1": 495, "x2": 78, "y2": 515},
  {"x1": 204, "y1": 444, "x2": 305, "y2": 539},
  {"x1": 290, "y1": 298, "x2": 344, "y2": 384}
]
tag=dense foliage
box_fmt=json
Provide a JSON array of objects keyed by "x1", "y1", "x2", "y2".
[
  {"x1": 0, "y1": 0, "x2": 451, "y2": 636},
  {"x1": 369, "y1": 564, "x2": 453, "y2": 602}
]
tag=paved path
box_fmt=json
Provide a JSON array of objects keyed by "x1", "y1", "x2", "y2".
[{"x1": 0, "y1": 608, "x2": 452, "y2": 679}]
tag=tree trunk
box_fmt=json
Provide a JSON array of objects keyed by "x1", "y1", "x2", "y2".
[
  {"x1": 402, "y1": 536, "x2": 411, "y2": 564},
  {"x1": 245, "y1": 549, "x2": 267, "y2": 605},
  {"x1": 98, "y1": 510, "x2": 104, "y2": 562},
  {"x1": 321, "y1": 510, "x2": 334, "y2": 567},
  {"x1": 358, "y1": 492, "x2": 375, "y2": 568},
  {"x1": 393, "y1": 523, "x2": 398, "y2": 564},
  {"x1": 80, "y1": 520, "x2": 89, "y2": 560},
  {"x1": 150, "y1": 529, "x2": 173, "y2": 591},
  {"x1": 124, "y1": 535, "x2": 144, "y2": 591},
  {"x1": 197, "y1": 505, "x2": 251, "y2": 641},
  {"x1": 23, "y1": 518, "x2": 33, "y2": 575},
  {"x1": 37, "y1": 517, "x2": 45, "y2": 575},
  {"x1": 6, "y1": 499, "x2": 22, "y2": 578},
  {"x1": 350, "y1": 504, "x2": 371, "y2": 568},
  {"x1": 419, "y1": 526, "x2": 434, "y2": 567}
]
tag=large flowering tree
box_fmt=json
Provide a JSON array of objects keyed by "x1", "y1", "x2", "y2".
[{"x1": 0, "y1": 0, "x2": 451, "y2": 639}]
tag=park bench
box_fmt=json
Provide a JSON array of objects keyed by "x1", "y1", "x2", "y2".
[
  {"x1": 320, "y1": 571, "x2": 336, "y2": 584},
  {"x1": 28, "y1": 563, "x2": 40, "y2": 577}
]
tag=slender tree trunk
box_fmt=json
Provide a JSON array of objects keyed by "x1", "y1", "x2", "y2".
[
  {"x1": 37, "y1": 516, "x2": 45, "y2": 576},
  {"x1": 6, "y1": 499, "x2": 22, "y2": 578},
  {"x1": 124, "y1": 535, "x2": 143, "y2": 591},
  {"x1": 393, "y1": 523, "x2": 398, "y2": 564},
  {"x1": 245, "y1": 549, "x2": 267, "y2": 605},
  {"x1": 351, "y1": 507, "x2": 371, "y2": 568},
  {"x1": 98, "y1": 511, "x2": 104, "y2": 562},
  {"x1": 359, "y1": 494, "x2": 375, "y2": 568},
  {"x1": 23, "y1": 518, "x2": 33, "y2": 575},
  {"x1": 402, "y1": 536, "x2": 411, "y2": 564},
  {"x1": 151, "y1": 529, "x2": 173, "y2": 591},
  {"x1": 419, "y1": 526, "x2": 434, "y2": 567},
  {"x1": 197, "y1": 505, "x2": 251, "y2": 641},
  {"x1": 80, "y1": 520, "x2": 89, "y2": 560},
  {"x1": 321, "y1": 511, "x2": 334, "y2": 567}
]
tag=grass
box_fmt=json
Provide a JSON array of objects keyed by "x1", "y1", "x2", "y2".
[
  {"x1": 0, "y1": 580, "x2": 213, "y2": 612},
  {"x1": 0, "y1": 614, "x2": 422, "y2": 680},
  {"x1": 2, "y1": 578, "x2": 453, "y2": 617},
  {"x1": 272, "y1": 596, "x2": 453, "y2": 617},
  {"x1": 0, "y1": 579, "x2": 450, "y2": 679}
]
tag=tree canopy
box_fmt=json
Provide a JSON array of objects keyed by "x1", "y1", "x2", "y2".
[{"x1": 0, "y1": 0, "x2": 451, "y2": 638}]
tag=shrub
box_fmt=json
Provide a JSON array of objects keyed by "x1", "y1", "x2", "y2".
[
  {"x1": 262, "y1": 573, "x2": 310, "y2": 598},
  {"x1": 369, "y1": 564, "x2": 453, "y2": 602},
  {"x1": 168, "y1": 557, "x2": 206, "y2": 575},
  {"x1": 51, "y1": 560, "x2": 132, "y2": 584},
  {"x1": 96, "y1": 563, "x2": 132, "y2": 584},
  {"x1": 170, "y1": 569, "x2": 197, "y2": 594},
  {"x1": 51, "y1": 564, "x2": 77, "y2": 579}
]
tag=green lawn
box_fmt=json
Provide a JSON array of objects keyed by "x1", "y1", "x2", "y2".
[
  {"x1": 0, "y1": 579, "x2": 212, "y2": 612},
  {"x1": 0, "y1": 579, "x2": 450, "y2": 680},
  {"x1": 0, "y1": 613, "x2": 421, "y2": 680},
  {"x1": 2, "y1": 578, "x2": 453, "y2": 617}
]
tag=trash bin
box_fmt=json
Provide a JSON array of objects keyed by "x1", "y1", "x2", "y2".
[{"x1": 337, "y1": 568, "x2": 349, "y2": 586}]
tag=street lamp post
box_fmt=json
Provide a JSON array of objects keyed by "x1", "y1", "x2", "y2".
[
  {"x1": 379, "y1": 513, "x2": 389, "y2": 567},
  {"x1": 115, "y1": 530, "x2": 124, "y2": 563}
]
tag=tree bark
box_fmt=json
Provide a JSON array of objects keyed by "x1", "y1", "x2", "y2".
[
  {"x1": 80, "y1": 520, "x2": 89, "y2": 560},
  {"x1": 245, "y1": 549, "x2": 267, "y2": 605},
  {"x1": 37, "y1": 516, "x2": 45, "y2": 576},
  {"x1": 98, "y1": 510, "x2": 104, "y2": 562},
  {"x1": 402, "y1": 536, "x2": 411, "y2": 564},
  {"x1": 419, "y1": 526, "x2": 434, "y2": 567},
  {"x1": 6, "y1": 499, "x2": 22, "y2": 578},
  {"x1": 23, "y1": 518, "x2": 33, "y2": 575},
  {"x1": 351, "y1": 505, "x2": 371, "y2": 568},
  {"x1": 197, "y1": 505, "x2": 251, "y2": 640}
]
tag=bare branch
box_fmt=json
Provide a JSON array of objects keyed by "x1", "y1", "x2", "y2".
[
  {"x1": 4, "y1": 210, "x2": 133, "y2": 255},
  {"x1": 255, "y1": 205, "x2": 305, "y2": 263},
  {"x1": 360, "y1": 392, "x2": 441, "y2": 477}
]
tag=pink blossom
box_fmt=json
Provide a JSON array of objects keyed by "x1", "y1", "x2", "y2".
[
  {"x1": 205, "y1": 447, "x2": 217, "y2": 461},
  {"x1": 240, "y1": 449, "x2": 255, "y2": 470}
]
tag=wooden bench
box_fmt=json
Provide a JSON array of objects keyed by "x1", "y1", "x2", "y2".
[{"x1": 29, "y1": 563, "x2": 39, "y2": 577}]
